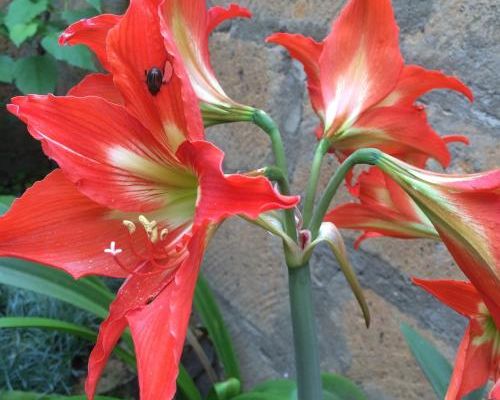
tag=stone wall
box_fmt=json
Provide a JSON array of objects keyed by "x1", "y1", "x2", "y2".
[{"x1": 202, "y1": 1, "x2": 499, "y2": 399}]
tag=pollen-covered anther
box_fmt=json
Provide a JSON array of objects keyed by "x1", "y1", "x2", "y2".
[
  {"x1": 160, "y1": 228, "x2": 169, "y2": 241},
  {"x1": 104, "y1": 241, "x2": 123, "y2": 256},
  {"x1": 138, "y1": 215, "x2": 159, "y2": 243},
  {"x1": 122, "y1": 220, "x2": 136, "y2": 234}
]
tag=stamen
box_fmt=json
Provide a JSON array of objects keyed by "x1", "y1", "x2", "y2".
[
  {"x1": 104, "y1": 241, "x2": 123, "y2": 256},
  {"x1": 122, "y1": 220, "x2": 136, "y2": 234},
  {"x1": 160, "y1": 228, "x2": 169, "y2": 241},
  {"x1": 138, "y1": 215, "x2": 159, "y2": 243}
]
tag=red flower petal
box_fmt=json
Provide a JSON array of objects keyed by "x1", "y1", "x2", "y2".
[
  {"x1": 85, "y1": 260, "x2": 180, "y2": 399},
  {"x1": 266, "y1": 33, "x2": 324, "y2": 119},
  {"x1": 8, "y1": 95, "x2": 187, "y2": 212},
  {"x1": 377, "y1": 65, "x2": 473, "y2": 108},
  {"x1": 0, "y1": 170, "x2": 144, "y2": 279},
  {"x1": 446, "y1": 324, "x2": 493, "y2": 400},
  {"x1": 126, "y1": 227, "x2": 207, "y2": 400},
  {"x1": 160, "y1": 0, "x2": 244, "y2": 107},
  {"x1": 68, "y1": 73, "x2": 124, "y2": 105},
  {"x1": 59, "y1": 14, "x2": 120, "y2": 70},
  {"x1": 320, "y1": 0, "x2": 403, "y2": 133},
  {"x1": 176, "y1": 140, "x2": 300, "y2": 224},
  {"x1": 412, "y1": 279, "x2": 483, "y2": 318},
  {"x1": 207, "y1": 4, "x2": 252, "y2": 34},
  {"x1": 335, "y1": 106, "x2": 451, "y2": 167},
  {"x1": 107, "y1": 0, "x2": 203, "y2": 148}
]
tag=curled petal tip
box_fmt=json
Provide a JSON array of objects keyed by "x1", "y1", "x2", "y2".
[
  {"x1": 6, "y1": 103, "x2": 19, "y2": 116},
  {"x1": 443, "y1": 134, "x2": 470, "y2": 146},
  {"x1": 228, "y1": 3, "x2": 252, "y2": 19}
]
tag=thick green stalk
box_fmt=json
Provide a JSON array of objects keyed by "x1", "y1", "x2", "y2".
[
  {"x1": 309, "y1": 148, "x2": 382, "y2": 238},
  {"x1": 288, "y1": 263, "x2": 323, "y2": 400},
  {"x1": 302, "y1": 139, "x2": 331, "y2": 228},
  {"x1": 252, "y1": 110, "x2": 297, "y2": 240}
]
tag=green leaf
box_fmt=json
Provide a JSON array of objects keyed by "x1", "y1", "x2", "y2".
[
  {"x1": 464, "y1": 387, "x2": 487, "y2": 400},
  {"x1": 4, "y1": 0, "x2": 48, "y2": 31},
  {"x1": 9, "y1": 21, "x2": 38, "y2": 46},
  {"x1": 177, "y1": 365, "x2": 203, "y2": 400},
  {"x1": 194, "y1": 274, "x2": 241, "y2": 381},
  {"x1": 321, "y1": 373, "x2": 367, "y2": 400},
  {"x1": 61, "y1": 8, "x2": 98, "y2": 24},
  {"x1": 42, "y1": 32, "x2": 96, "y2": 71},
  {"x1": 85, "y1": 0, "x2": 102, "y2": 12},
  {"x1": 231, "y1": 394, "x2": 285, "y2": 400},
  {"x1": 401, "y1": 323, "x2": 452, "y2": 399},
  {"x1": 0, "y1": 392, "x2": 122, "y2": 400},
  {"x1": 252, "y1": 379, "x2": 296, "y2": 398},
  {"x1": 0, "y1": 55, "x2": 15, "y2": 83},
  {"x1": 0, "y1": 316, "x2": 135, "y2": 366},
  {"x1": 207, "y1": 378, "x2": 241, "y2": 400},
  {"x1": 14, "y1": 55, "x2": 57, "y2": 94},
  {"x1": 0, "y1": 258, "x2": 114, "y2": 318}
]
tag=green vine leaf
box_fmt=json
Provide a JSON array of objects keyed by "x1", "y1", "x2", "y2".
[
  {"x1": 42, "y1": 32, "x2": 96, "y2": 71},
  {"x1": 14, "y1": 55, "x2": 57, "y2": 94}
]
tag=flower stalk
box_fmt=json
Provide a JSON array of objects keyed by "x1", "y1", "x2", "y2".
[
  {"x1": 303, "y1": 138, "x2": 331, "y2": 228},
  {"x1": 309, "y1": 148, "x2": 382, "y2": 238},
  {"x1": 252, "y1": 109, "x2": 297, "y2": 241},
  {"x1": 288, "y1": 263, "x2": 323, "y2": 400}
]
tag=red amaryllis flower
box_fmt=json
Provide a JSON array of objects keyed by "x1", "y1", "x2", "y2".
[
  {"x1": 1, "y1": 1, "x2": 298, "y2": 400},
  {"x1": 374, "y1": 153, "x2": 500, "y2": 327},
  {"x1": 60, "y1": 0, "x2": 255, "y2": 124},
  {"x1": 266, "y1": 0, "x2": 473, "y2": 166},
  {"x1": 325, "y1": 167, "x2": 438, "y2": 248},
  {"x1": 325, "y1": 136, "x2": 468, "y2": 247},
  {"x1": 413, "y1": 279, "x2": 500, "y2": 399}
]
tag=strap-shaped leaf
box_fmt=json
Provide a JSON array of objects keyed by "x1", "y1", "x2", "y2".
[
  {"x1": 0, "y1": 316, "x2": 202, "y2": 400},
  {"x1": 304, "y1": 222, "x2": 370, "y2": 327},
  {"x1": 401, "y1": 322, "x2": 452, "y2": 399},
  {"x1": 194, "y1": 273, "x2": 241, "y2": 382},
  {"x1": 0, "y1": 392, "x2": 121, "y2": 399},
  {"x1": 0, "y1": 316, "x2": 135, "y2": 366},
  {"x1": 321, "y1": 373, "x2": 367, "y2": 400},
  {"x1": 0, "y1": 258, "x2": 114, "y2": 318}
]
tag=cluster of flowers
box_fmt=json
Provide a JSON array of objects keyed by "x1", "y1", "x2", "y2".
[{"x1": 0, "y1": 0, "x2": 498, "y2": 399}]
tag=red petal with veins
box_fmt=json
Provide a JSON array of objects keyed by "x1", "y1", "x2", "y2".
[
  {"x1": 85, "y1": 259, "x2": 180, "y2": 399},
  {"x1": 413, "y1": 279, "x2": 499, "y2": 399},
  {"x1": 335, "y1": 106, "x2": 451, "y2": 167},
  {"x1": 160, "y1": 0, "x2": 248, "y2": 106},
  {"x1": 68, "y1": 73, "x2": 124, "y2": 105},
  {"x1": 319, "y1": 0, "x2": 403, "y2": 133},
  {"x1": 412, "y1": 279, "x2": 483, "y2": 318},
  {"x1": 266, "y1": 33, "x2": 324, "y2": 119},
  {"x1": 126, "y1": 227, "x2": 207, "y2": 400},
  {"x1": 377, "y1": 65, "x2": 473, "y2": 108},
  {"x1": 447, "y1": 323, "x2": 494, "y2": 400},
  {"x1": 0, "y1": 170, "x2": 145, "y2": 279},
  {"x1": 107, "y1": 0, "x2": 203, "y2": 148},
  {"x1": 207, "y1": 4, "x2": 252, "y2": 34},
  {"x1": 8, "y1": 95, "x2": 182, "y2": 213},
  {"x1": 176, "y1": 140, "x2": 299, "y2": 225},
  {"x1": 59, "y1": 14, "x2": 120, "y2": 70}
]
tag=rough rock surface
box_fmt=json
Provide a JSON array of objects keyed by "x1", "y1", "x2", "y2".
[{"x1": 202, "y1": 1, "x2": 499, "y2": 399}]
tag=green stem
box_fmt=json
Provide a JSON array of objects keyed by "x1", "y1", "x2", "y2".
[
  {"x1": 288, "y1": 263, "x2": 323, "y2": 400},
  {"x1": 302, "y1": 139, "x2": 331, "y2": 228},
  {"x1": 252, "y1": 110, "x2": 297, "y2": 240},
  {"x1": 309, "y1": 148, "x2": 382, "y2": 238}
]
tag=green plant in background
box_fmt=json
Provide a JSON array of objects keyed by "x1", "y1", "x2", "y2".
[{"x1": 0, "y1": 0, "x2": 100, "y2": 94}]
